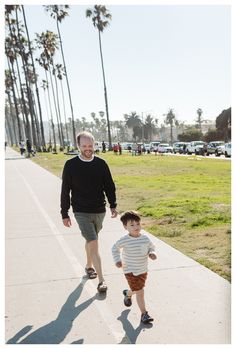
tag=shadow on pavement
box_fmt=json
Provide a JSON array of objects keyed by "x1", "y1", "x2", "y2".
[
  {"x1": 6, "y1": 277, "x2": 97, "y2": 344},
  {"x1": 117, "y1": 309, "x2": 153, "y2": 344}
]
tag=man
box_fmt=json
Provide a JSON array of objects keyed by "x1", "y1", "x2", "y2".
[{"x1": 60, "y1": 131, "x2": 118, "y2": 292}]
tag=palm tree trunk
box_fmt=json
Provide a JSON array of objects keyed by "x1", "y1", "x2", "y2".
[
  {"x1": 30, "y1": 84, "x2": 42, "y2": 148},
  {"x1": 98, "y1": 30, "x2": 112, "y2": 150},
  {"x1": 21, "y1": 6, "x2": 46, "y2": 149},
  {"x1": 6, "y1": 92, "x2": 16, "y2": 145},
  {"x1": 42, "y1": 87, "x2": 51, "y2": 147},
  {"x1": 48, "y1": 67, "x2": 62, "y2": 147},
  {"x1": 11, "y1": 12, "x2": 38, "y2": 149},
  {"x1": 5, "y1": 112, "x2": 14, "y2": 146},
  {"x1": 15, "y1": 56, "x2": 31, "y2": 139},
  {"x1": 60, "y1": 79, "x2": 70, "y2": 151},
  {"x1": 6, "y1": 58, "x2": 21, "y2": 143},
  {"x1": 56, "y1": 20, "x2": 77, "y2": 149},
  {"x1": 45, "y1": 70, "x2": 57, "y2": 152},
  {"x1": 52, "y1": 63, "x2": 64, "y2": 148},
  {"x1": 20, "y1": 54, "x2": 38, "y2": 148}
]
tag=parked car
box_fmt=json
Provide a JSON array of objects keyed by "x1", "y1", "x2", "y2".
[
  {"x1": 173, "y1": 142, "x2": 189, "y2": 154},
  {"x1": 224, "y1": 142, "x2": 231, "y2": 157},
  {"x1": 206, "y1": 141, "x2": 225, "y2": 156},
  {"x1": 123, "y1": 142, "x2": 133, "y2": 151},
  {"x1": 186, "y1": 141, "x2": 205, "y2": 155},
  {"x1": 150, "y1": 141, "x2": 161, "y2": 152},
  {"x1": 157, "y1": 143, "x2": 173, "y2": 153},
  {"x1": 143, "y1": 143, "x2": 151, "y2": 153}
]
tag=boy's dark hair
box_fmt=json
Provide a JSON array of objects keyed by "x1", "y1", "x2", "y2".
[{"x1": 120, "y1": 210, "x2": 141, "y2": 226}]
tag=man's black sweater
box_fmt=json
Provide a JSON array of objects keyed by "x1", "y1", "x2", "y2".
[{"x1": 60, "y1": 156, "x2": 117, "y2": 219}]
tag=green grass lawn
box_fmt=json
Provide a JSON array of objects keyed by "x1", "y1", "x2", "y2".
[{"x1": 31, "y1": 150, "x2": 231, "y2": 281}]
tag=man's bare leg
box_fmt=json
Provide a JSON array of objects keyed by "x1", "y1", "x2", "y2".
[
  {"x1": 85, "y1": 241, "x2": 93, "y2": 269},
  {"x1": 87, "y1": 240, "x2": 104, "y2": 283}
]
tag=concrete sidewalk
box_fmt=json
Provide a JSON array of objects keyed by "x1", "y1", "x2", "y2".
[{"x1": 5, "y1": 147, "x2": 231, "y2": 344}]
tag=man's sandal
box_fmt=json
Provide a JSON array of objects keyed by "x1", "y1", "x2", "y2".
[
  {"x1": 97, "y1": 281, "x2": 108, "y2": 293},
  {"x1": 85, "y1": 267, "x2": 97, "y2": 279}
]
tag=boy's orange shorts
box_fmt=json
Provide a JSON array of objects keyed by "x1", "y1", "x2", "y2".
[{"x1": 125, "y1": 272, "x2": 147, "y2": 291}]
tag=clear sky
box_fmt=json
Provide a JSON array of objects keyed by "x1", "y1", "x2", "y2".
[{"x1": 4, "y1": 1, "x2": 231, "y2": 125}]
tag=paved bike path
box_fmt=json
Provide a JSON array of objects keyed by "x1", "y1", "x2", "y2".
[{"x1": 5, "y1": 147, "x2": 231, "y2": 344}]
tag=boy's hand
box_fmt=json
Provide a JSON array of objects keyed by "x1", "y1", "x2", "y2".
[
  {"x1": 149, "y1": 253, "x2": 157, "y2": 260},
  {"x1": 116, "y1": 261, "x2": 122, "y2": 268}
]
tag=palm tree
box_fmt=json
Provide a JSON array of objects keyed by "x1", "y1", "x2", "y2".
[
  {"x1": 52, "y1": 64, "x2": 65, "y2": 149},
  {"x1": 144, "y1": 114, "x2": 158, "y2": 142},
  {"x1": 86, "y1": 5, "x2": 112, "y2": 150},
  {"x1": 5, "y1": 5, "x2": 41, "y2": 148},
  {"x1": 55, "y1": 63, "x2": 70, "y2": 150},
  {"x1": 216, "y1": 107, "x2": 231, "y2": 142},
  {"x1": 35, "y1": 31, "x2": 64, "y2": 148},
  {"x1": 5, "y1": 19, "x2": 29, "y2": 141},
  {"x1": 5, "y1": 6, "x2": 23, "y2": 143},
  {"x1": 21, "y1": 5, "x2": 46, "y2": 150},
  {"x1": 44, "y1": 5, "x2": 77, "y2": 149},
  {"x1": 164, "y1": 108, "x2": 178, "y2": 145},
  {"x1": 196, "y1": 108, "x2": 203, "y2": 132},
  {"x1": 5, "y1": 70, "x2": 17, "y2": 144},
  {"x1": 124, "y1": 112, "x2": 142, "y2": 141},
  {"x1": 41, "y1": 75, "x2": 57, "y2": 152},
  {"x1": 41, "y1": 79, "x2": 51, "y2": 147}
]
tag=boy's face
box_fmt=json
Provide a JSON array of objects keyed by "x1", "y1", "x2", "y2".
[{"x1": 124, "y1": 219, "x2": 141, "y2": 237}]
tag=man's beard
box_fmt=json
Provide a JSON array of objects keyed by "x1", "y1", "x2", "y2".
[{"x1": 81, "y1": 149, "x2": 93, "y2": 159}]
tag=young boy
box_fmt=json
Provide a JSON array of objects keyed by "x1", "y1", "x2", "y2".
[{"x1": 112, "y1": 210, "x2": 157, "y2": 324}]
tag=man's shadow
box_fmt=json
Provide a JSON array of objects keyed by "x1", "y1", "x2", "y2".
[
  {"x1": 117, "y1": 309, "x2": 153, "y2": 344},
  {"x1": 6, "y1": 276, "x2": 101, "y2": 344}
]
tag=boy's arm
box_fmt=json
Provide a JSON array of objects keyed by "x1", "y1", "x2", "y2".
[
  {"x1": 111, "y1": 238, "x2": 123, "y2": 265},
  {"x1": 148, "y1": 239, "x2": 157, "y2": 259}
]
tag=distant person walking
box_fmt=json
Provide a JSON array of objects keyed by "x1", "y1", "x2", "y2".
[
  {"x1": 153, "y1": 145, "x2": 158, "y2": 155},
  {"x1": 132, "y1": 143, "x2": 137, "y2": 156},
  {"x1": 102, "y1": 141, "x2": 106, "y2": 153},
  {"x1": 19, "y1": 140, "x2": 26, "y2": 156},
  {"x1": 112, "y1": 210, "x2": 157, "y2": 324},
  {"x1": 26, "y1": 139, "x2": 32, "y2": 157},
  {"x1": 118, "y1": 142, "x2": 122, "y2": 155},
  {"x1": 60, "y1": 131, "x2": 118, "y2": 293}
]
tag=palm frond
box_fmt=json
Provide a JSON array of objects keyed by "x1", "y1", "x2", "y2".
[{"x1": 86, "y1": 9, "x2": 92, "y2": 17}]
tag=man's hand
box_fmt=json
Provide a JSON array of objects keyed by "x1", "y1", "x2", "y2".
[
  {"x1": 149, "y1": 253, "x2": 157, "y2": 260},
  {"x1": 111, "y1": 208, "x2": 118, "y2": 218},
  {"x1": 116, "y1": 261, "x2": 122, "y2": 268},
  {"x1": 63, "y1": 217, "x2": 72, "y2": 227}
]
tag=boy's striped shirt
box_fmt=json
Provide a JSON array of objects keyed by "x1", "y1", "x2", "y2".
[{"x1": 112, "y1": 233, "x2": 156, "y2": 276}]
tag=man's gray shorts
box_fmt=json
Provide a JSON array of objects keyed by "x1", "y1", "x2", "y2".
[{"x1": 74, "y1": 212, "x2": 106, "y2": 242}]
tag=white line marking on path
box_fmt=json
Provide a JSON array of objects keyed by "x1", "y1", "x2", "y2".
[{"x1": 14, "y1": 166, "x2": 126, "y2": 344}]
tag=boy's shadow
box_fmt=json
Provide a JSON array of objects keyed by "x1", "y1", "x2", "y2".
[
  {"x1": 7, "y1": 276, "x2": 101, "y2": 344},
  {"x1": 117, "y1": 309, "x2": 153, "y2": 344}
]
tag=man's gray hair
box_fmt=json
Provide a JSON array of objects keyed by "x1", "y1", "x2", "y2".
[{"x1": 77, "y1": 131, "x2": 94, "y2": 145}]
